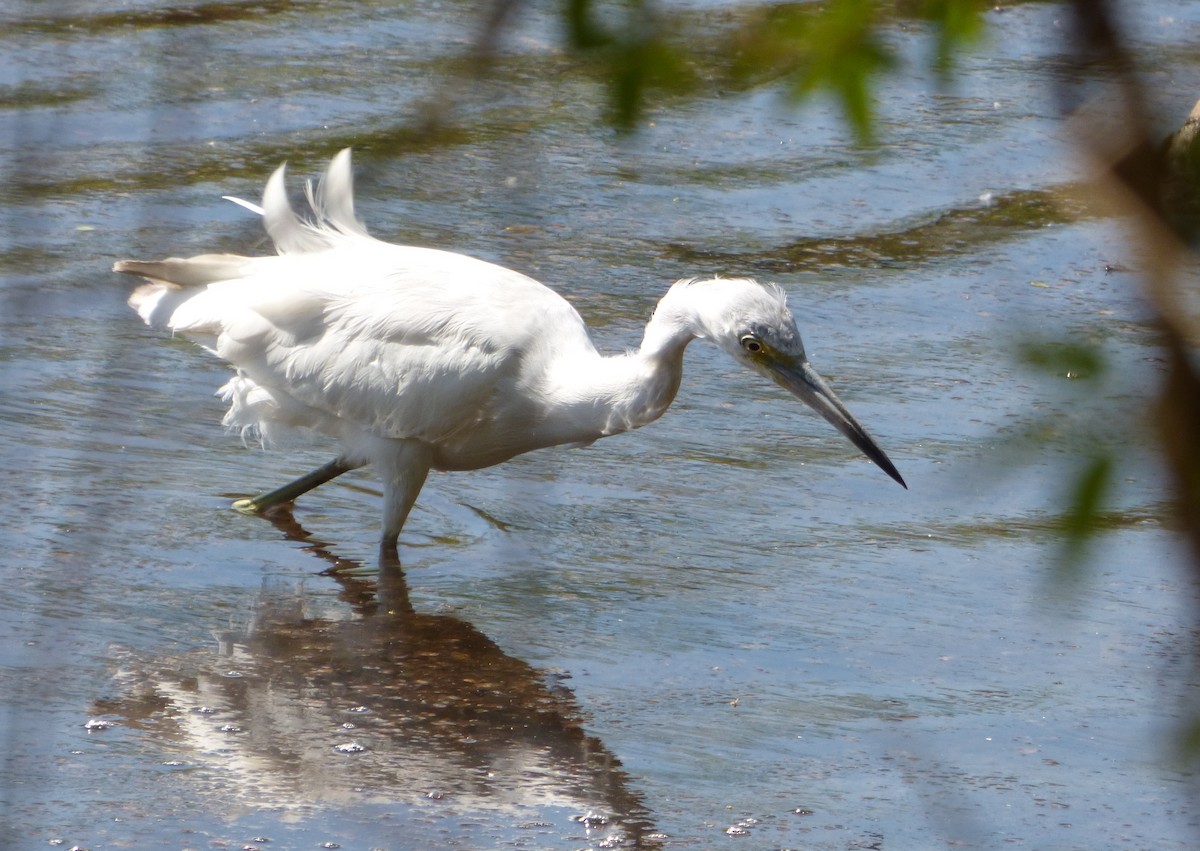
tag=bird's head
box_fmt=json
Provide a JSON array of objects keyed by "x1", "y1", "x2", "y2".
[{"x1": 663, "y1": 277, "x2": 906, "y2": 489}]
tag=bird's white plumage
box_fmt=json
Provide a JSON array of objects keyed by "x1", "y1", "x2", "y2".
[
  {"x1": 126, "y1": 154, "x2": 606, "y2": 470},
  {"x1": 118, "y1": 149, "x2": 904, "y2": 547}
]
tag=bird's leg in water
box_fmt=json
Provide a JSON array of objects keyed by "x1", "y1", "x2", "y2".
[
  {"x1": 379, "y1": 440, "x2": 432, "y2": 551},
  {"x1": 232, "y1": 457, "x2": 359, "y2": 514}
]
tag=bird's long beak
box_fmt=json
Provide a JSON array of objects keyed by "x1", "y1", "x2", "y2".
[{"x1": 764, "y1": 356, "x2": 907, "y2": 489}]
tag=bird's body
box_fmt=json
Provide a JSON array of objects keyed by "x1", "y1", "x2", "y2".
[{"x1": 118, "y1": 150, "x2": 904, "y2": 549}]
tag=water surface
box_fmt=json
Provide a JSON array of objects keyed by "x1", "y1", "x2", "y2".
[{"x1": 2, "y1": 0, "x2": 1199, "y2": 848}]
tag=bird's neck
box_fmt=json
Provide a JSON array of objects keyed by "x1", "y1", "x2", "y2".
[{"x1": 541, "y1": 298, "x2": 699, "y2": 442}]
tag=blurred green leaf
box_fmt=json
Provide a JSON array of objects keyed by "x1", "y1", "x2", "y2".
[
  {"x1": 564, "y1": 0, "x2": 613, "y2": 50},
  {"x1": 1058, "y1": 452, "x2": 1114, "y2": 578},
  {"x1": 723, "y1": 0, "x2": 895, "y2": 143},
  {"x1": 1019, "y1": 339, "x2": 1107, "y2": 381},
  {"x1": 559, "y1": 0, "x2": 694, "y2": 130},
  {"x1": 789, "y1": 0, "x2": 894, "y2": 143},
  {"x1": 1180, "y1": 718, "x2": 1200, "y2": 762},
  {"x1": 917, "y1": 0, "x2": 987, "y2": 78},
  {"x1": 551, "y1": 0, "x2": 989, "y2": 139},
  {"x1": 608, "y1": 35, "x2": 692, "y2": 129}
]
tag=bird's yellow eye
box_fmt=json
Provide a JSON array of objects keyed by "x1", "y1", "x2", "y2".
[{"x1": 740, "y1": 335, "x2": 763, "y2": 354}]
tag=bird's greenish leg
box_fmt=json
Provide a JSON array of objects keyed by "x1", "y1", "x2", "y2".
[{"x1": 232, "y1": 457, "x2": 358, "y2": 514}]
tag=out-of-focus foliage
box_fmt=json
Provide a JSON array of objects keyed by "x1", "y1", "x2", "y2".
[
  {"x1": 560, "y1": 0, "x2": 696, "y2": 127},
  {"x1": 1162, "y1": 100, "x2": 1200, "y2": 244},
  {"x1": 726, "y1": 0, "x2": 897, "y2": 141},
  {"x1": 554, "y1": 0, "x2": 989, "y2": 137},
  {"x1": 915, "y1": 0, "x2": 989, "y2": 76},
  {"x1": 1015, "y1": 337, "x2": 1133, "y2": 580}
]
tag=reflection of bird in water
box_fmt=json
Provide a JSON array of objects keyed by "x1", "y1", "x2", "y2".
[
  {"x1": 117, "y1": 150, "x2": 904, "y2": 551},
  {"x1": 97, "y1": 521, "x2": 659, "y2": 847}
]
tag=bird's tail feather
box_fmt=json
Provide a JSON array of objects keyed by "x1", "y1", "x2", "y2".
[
  {"x1": 114, "y1": 255, "x2": 251, "y2": 287},
  {"x1": 116, "y1": 149, "x2": 368, "y2": 334},
  {"x1": 115, "y1": 254, "x2": 254, "y2": 330},
  {"x1": 262, "y1": 148, "x2": 370, "y2": 255}
]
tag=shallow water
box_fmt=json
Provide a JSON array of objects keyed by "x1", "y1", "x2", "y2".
[{"x1": 3, "y1": 0, "x2": 1200, "y2": 848}]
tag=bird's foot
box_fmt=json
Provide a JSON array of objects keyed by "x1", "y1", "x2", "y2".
[{"x1": 231, "y1": 497, "x2": 264, "y2": 514}]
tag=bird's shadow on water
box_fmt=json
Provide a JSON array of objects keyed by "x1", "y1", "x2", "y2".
[{"x1": 95, "y1": 508, "x2": 660, "y2": 847}]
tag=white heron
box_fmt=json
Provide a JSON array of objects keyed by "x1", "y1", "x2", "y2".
[{"x1": 116, "y1": 149, "x2": 905, "y2": 551}]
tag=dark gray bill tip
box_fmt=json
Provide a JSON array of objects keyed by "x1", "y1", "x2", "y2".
[{"x1": 767, "y1": 357, "x2": 907, "y2": 490}]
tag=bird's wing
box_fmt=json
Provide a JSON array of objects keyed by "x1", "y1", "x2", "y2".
[
  {"x1": 117, "y1": 146, "x2": 598, "y2": 449},
  {"x1": 202, "y1": 245, "x2": 595, "y2": 446}
]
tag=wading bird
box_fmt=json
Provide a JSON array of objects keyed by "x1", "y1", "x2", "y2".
[{"x1": 117, "y1": 150, "x2": 905, "y2": 551}]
